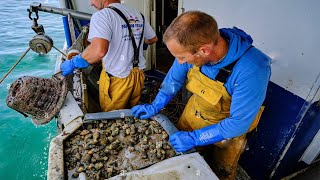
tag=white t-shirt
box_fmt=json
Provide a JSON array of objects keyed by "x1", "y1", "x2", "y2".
[{"x1": 88, "y1": 3, "x2": 156, "y2": 78}]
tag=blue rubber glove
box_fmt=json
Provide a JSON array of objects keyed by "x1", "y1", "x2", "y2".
[
  {"x1": 60, "y1": 54, "x2": 90, "y2": 76},
  {"x1": 169, "y1": 124, "x2": 224, "y2": 152},
  {"x1": 132, "y1": 91, "x2": 173, "y2": 119},
  {"x1": 131, "y1": 104, "x2": 158, "y2": 119}
]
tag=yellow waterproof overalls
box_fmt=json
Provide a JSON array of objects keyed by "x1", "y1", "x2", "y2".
[
  {"x1": 177, "y1": 65, "x2": 264, "y2": 180},
  {"x1": 99, "y1": 68, "x2": 144, "y2": 112},
  {"x1": 99, "y1": 6, "x2": 145, "y2": 112}
]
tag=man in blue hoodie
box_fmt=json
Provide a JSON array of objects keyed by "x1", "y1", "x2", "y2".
[{"x1": 132, "y1": 11, "x2": 271, "y2": 179}]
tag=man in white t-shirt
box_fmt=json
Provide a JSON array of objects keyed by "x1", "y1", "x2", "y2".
[{"x1": 61, "y1": 0, "x2": 157, "y2": 111}]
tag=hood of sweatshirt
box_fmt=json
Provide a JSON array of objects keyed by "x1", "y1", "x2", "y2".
[{"x1": 212, "y1": 27, "x2": 253, "y2": 68}]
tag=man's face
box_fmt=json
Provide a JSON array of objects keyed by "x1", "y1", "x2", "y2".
[
  {"x1": 90, "y1": 0, "x2": 105, "y2": 10},
  {"x1": 166, "y1": 39, "x2": 209, "y2": 66}
]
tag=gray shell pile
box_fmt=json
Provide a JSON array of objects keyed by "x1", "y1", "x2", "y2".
[
  {"x1": 65, "y1": 118, "x2": 176, "y2": 179},
  {"x1": 6, "y1": 74, "x2": 67, "y2": 125}
]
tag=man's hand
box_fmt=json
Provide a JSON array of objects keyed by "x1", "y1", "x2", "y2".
[
  {"x1": 132, "y1": 89, "x2": 174, "y2": 119},
  {"x1": 60, "y1": 60, "x2": 75, "y2": 76},
  {"x1": 169, "y1": 124, "x2": 225, "y2": 152},
  {"x1": 131, "y1": 104, "x2": 157, "y2": 119},
  {"x1": 169, "y1": 131, "x2": 196, "y2": 152},
  {"x1": 60, "y1": 54, "x2": 90, "y2": 76}
]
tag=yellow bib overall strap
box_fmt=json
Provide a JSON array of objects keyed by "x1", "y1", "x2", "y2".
[
  {"x1": 177, "y1": 65, "x2": 264, "y2": 180},
  {"x1": 99, "y1": 67, "x2": 144, "y2": 112}
]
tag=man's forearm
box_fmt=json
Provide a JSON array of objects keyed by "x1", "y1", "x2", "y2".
[
  {"x1": 81, "y1": 38, "x2": 109, "y2": 64},
  {"x1": 144, "y1": 36, "x2": 158, "y2": 45},
  {"x1": 81, "y1": 44, "x2": 104, "y2": 64}
]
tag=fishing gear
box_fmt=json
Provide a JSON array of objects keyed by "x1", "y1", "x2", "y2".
[
  {"x1": 0, "y1": 5, "x2": 68, "y2": 84},
  {"x1": 6, "y1": 73, "x2": 68, "y2": 125}
]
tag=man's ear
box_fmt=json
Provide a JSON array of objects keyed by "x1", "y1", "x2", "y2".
[{"x1": 198, "y1": 45, "x2": 211, "y2": 56}]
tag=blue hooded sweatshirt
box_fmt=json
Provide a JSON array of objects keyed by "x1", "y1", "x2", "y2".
[{"x1": 159, "y1": 27, "x2": 271, "y2": 139}]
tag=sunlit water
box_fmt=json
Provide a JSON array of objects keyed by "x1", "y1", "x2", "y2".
[{"x1": 0, "y1": 0, "x2": 64, "y2": 179}]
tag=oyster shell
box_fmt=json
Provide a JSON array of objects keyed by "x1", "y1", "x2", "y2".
[{"x1": 64, "y1": 118, "x2": 176, "y2": 179}]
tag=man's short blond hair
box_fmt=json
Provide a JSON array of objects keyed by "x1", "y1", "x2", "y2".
[{"x1": 163, "y1": 11, "x2": 219, "y2": 53}]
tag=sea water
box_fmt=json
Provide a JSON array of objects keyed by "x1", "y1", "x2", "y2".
[{"x1": 0, "y1": 0, "x2": 64, "y2": 179}]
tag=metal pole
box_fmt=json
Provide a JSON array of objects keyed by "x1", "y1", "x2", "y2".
[
  {"x1": 30, "y1": 3, "x2": 92, "y2": 20},
  {"x1": 52, "y1": 45, "x2": 67, "y2": 59}
]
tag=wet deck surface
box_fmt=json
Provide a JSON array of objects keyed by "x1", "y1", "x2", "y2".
[{"x1": 287, "y1": 160, "x2": 320, "y2": 180}]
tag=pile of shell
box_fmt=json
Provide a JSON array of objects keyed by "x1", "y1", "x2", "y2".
[{"x1": 64, "y1": 117, "x2": 176, "y2": 179}]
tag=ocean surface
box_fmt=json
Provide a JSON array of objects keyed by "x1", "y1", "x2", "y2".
[{"x1": 0, "y1": 0, "x2": 64, "y2": 179}]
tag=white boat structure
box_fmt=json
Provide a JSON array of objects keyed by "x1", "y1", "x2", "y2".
[{"x1": 22, "y1": 0, "x2": 320, "y2": 179}]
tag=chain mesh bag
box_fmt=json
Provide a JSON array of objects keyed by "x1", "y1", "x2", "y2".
[{"x1": 6, "y1": 73, "x2": 68, "y2": 125}]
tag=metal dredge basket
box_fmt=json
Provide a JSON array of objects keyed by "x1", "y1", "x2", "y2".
[{"x1": 6, "y1": 73, "x2": 68, "y2": 125}]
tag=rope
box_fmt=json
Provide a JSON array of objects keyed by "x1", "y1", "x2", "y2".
[
  {"x1": 0, "y1": 47, "x2": 31, "y2": 84},
  {"x1": 52, "y1": 45, "x2": 67, "y2": 59},
  {"x1": 0, "y1": 44, "x2": 67, "y2": 84}
]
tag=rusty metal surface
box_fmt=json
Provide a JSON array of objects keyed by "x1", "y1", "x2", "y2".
[{"x1": 6, "y1": 73, "x2": 67, "y2": 125}]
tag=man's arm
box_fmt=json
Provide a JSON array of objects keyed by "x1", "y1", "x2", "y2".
[
  {"x1": 82, "y1": 37, "x2": 109, "y2": 64},
  {"x1": 144, "y1": 36, "x2": 158, "y2": 45},
  {"x1": 60, "y1": 37, "x2": 109, "y2": 76},
  {"x1": 131, "y1": 59, "x2": 189, "y2": 119}
]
